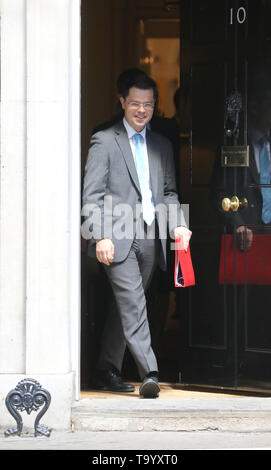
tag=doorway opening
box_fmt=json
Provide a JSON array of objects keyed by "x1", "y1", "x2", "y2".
[
  {"x1": 81, "y1": 0, "x2": 271, "y2": 397},
  {"x1": 80, "y1": 1, "x2": 182, "y2": 390}
]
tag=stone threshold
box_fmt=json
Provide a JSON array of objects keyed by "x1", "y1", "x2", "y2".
[{"x1": 72, "y1": 383, "x2": 271, "y2": 432}]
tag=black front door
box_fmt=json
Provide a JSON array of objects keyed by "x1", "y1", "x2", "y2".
[{"x1": 179, "y1": 0, "x2": 271, "y2": 391}]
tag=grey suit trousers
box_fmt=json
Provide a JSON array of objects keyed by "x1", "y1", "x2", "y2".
[{"x1": 97, "y1": 219, "x2": 160, "y2": 379}]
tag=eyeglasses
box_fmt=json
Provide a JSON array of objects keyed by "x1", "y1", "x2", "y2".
[{"x1": 126, "y1": 101, "x2": 155, "y2": 111}]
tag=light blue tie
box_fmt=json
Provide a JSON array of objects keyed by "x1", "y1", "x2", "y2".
[
  {"x1": 133, "y1": 133, "x2": 155, "y2": 225},
  {"x1": 259, "y1": 136, "x2": 271, "y2": 224}
]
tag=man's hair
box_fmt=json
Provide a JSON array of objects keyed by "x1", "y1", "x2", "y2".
[{"x1": 117, "y1": 68, "x2": 158, "y2": 101}]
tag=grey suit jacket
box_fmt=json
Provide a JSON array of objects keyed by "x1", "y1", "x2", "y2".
[{"x1": 82, "y1": 120, "x2": 186, "y2": 270}]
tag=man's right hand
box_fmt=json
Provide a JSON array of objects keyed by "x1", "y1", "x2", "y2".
[
  {"x1": 96, "y1": 238, "x2": 115, "y2": 265},
  {"x1": 236, "y1": 225, "x2": 253, "y2": 251}
]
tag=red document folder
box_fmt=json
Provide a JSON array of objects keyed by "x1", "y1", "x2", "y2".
[
  {"x1": 219, "y1": 234, "x2": 271, "y2": 284},
  {"x1": 174, "y1": 236, "x2": 195, "y2": 287}
]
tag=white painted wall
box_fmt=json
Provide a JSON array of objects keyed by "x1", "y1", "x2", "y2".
[
  {"x1": 0, "y1": 0, "x2": 81, "y2": 430},
  {"x1": 0, "y1": 0, "x2": 26, "y2": 373}
]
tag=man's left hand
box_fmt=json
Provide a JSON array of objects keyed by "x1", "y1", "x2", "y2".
[{"x1": 174, "y1": 226, "x2": 192, "y2": 251}]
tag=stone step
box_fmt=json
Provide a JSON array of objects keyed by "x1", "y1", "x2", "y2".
[{"x1": 72, "y1": 396, "x2": 271, "y2": 432}]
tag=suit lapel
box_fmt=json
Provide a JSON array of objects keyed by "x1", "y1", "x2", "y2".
[
  {"x1": 114, "y1": 121, "x2": 160, "y2": 202},
  {"x1": 146, "y1": 129, "x2": 159, "y2": 201},
  {"x1": 114, "y1": 121, "x2": 141, "y2": 194}
]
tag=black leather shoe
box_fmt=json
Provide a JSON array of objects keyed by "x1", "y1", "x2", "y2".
[
  {"x1": 91, "y1": 369, "x2": 135, "y2": 392},
  {"x1": 139, "y1": 373, "x2": 160, "y2": 398}
]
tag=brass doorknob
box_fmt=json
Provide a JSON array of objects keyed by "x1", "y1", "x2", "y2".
[
  {"x1": 222, "y1": 197, "x2": 231, "y2": 211},
  {"x1": 222, "y1": 196, "x2": 248, "y2": 212},
  {"x1": 222, "y1": 196, "x2": 239, "y2": 212}
]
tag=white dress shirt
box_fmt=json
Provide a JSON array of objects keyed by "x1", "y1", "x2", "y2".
[{"x1": 123, "y1": 118, "x2": 155, "y2": 211}]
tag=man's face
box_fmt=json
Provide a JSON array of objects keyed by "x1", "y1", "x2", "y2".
[{"x1": 120, "y1": 87, "x2": 155, "y2": 132}]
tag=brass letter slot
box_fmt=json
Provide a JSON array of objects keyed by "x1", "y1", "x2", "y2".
[{"x1": 221, "y1": 146, "x2": 249, "y2": 167}]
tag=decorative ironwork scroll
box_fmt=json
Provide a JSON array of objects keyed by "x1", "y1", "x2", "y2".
[
  {"x1": 224, "y1": 91, "x2": 242, "y2": 137},
  {"x1": 5, "y1": 378, "x2": 51, "y2": 437}
]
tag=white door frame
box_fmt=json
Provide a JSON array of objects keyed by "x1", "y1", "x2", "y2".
[{"x1": 69, "y1": 0, "x2": 81, "y2": 400}]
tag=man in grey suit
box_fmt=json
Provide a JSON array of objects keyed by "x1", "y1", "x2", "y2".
[{"x1": 82, "y1": 72, "x2": 191, "y2": 398}]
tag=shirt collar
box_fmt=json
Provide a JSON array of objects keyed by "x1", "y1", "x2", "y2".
[{"x1": 123, "y1": 117, "x2": 146, "y2": 141}]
